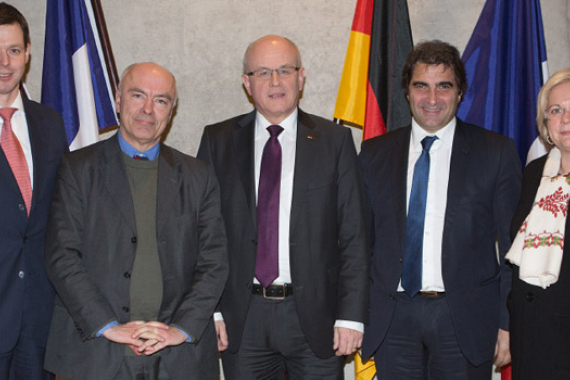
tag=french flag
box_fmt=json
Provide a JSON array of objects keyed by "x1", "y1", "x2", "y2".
[
  {"x1": 41, "y1": 0, "x2": 118, "y2": 151},
  {"x1": 457, "y1": 0, "x2": 548, "y2": 166}
]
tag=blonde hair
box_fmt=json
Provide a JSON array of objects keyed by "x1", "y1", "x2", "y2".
[{"x1": 537, "y1": 68, "x2": 570, "y2": 145}]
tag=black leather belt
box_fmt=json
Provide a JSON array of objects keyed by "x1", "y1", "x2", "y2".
[
  {"x1": 252, "y1": 283, "x2": 293, "y2": 300},
  {"x1": 419, "y1": 291, "x2": 445, "y2": 297}
]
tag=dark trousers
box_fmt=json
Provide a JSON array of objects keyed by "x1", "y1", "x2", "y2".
[
  {"x1": 0, "y1": 310, "x2": 54, "y2": 380},
  {"x1": 374, "y1": 292, "x2": 492, "y2": 380},
  {"x1": 112, "y1": 355, "x2": 171, "y2": 380},
  {"x1": 221, "y1": 294, "x2": 344, "y2": 380}
]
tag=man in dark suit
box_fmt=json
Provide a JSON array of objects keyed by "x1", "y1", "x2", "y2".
[
  {"x1": 44, "y1": 62, "x2": 228, "y2": 380},
  {"x1": 0, "y1": 3, "x2": 68, "y2": 379},
  {"x1": 197, "y1": 35, "x2": 369, "y2": 379},
  {"x1": 360, "y1": 40, "x2": 521, "y2": 379}
]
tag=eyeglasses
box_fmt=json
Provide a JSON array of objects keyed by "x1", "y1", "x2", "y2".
[
  {"x1": 545, "y1": 105, "x2": 570, "y2": 120},
  {"x1": 246, "y1": 65, "x2": 300, "y2": 79}
]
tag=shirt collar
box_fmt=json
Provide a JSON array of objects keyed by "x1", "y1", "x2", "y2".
[
  {"x1": 117, "y1": 131, "x2": 160, "y2": 161},
  {"x1": 255, "y1": 108, "x2": 298, "y2": 140},
  {"x1": 1, "y1": 91, "x2": 23, "y2": 113},
  {"x1": 0, "y1": 92, "x2": 25, "y2": 126},
  {"x1": 410, "y1": 117, "x2": 456, "y2": 152}
]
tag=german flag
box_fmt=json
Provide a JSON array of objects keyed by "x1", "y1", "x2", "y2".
[{"x1": 334, "y1": 0, "x2": 413, "y2": 140}]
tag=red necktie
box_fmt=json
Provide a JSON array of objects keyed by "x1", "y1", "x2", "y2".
[
  {"x1": 255, "y1": 125, "x2": 283, "y2": 288},
  {"x1": 0, "y1": 107, "x2": 32, "y2": 216}
]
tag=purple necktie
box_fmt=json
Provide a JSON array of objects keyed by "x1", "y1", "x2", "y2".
[{"x1": 255, "y1": 125, "x2": 284, "y2": 288}]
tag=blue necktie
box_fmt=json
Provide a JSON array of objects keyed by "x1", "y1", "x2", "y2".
[{"x1": 401, "y1": 135, "x2": 438, "y2": 297}]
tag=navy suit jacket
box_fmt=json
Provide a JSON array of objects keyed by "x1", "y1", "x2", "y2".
[
  {"x1": 0, "y1": 98, "x2": 67, "y2": 353},
  {"x1": 360, "y1": 119, "x2": 521, "y2": 366}
]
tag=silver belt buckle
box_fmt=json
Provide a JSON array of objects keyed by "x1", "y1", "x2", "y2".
[{"x1": 263, "y1": 284, "x2": 286, "y2": 300}]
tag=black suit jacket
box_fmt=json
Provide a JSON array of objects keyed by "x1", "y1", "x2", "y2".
[
  {"x1": 197, "y1": 109, "x2": 369, "y2": 358},
  {"x1": 508, "y1": 155, "x2": 570, "y2": 378},
  {"x1": 360, "y1": 119, "x2": 521, "y2": 366},
  {"x1": 44, "y1": 135, "x2": 228, "y2": 380},
  {"x1": 0, "y1": 98, "x2": 67, "y2": 354}
]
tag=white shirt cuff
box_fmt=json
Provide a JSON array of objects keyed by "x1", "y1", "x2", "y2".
[{"x1": 334, "y1": 320, "x2": 364, "y2": 333}]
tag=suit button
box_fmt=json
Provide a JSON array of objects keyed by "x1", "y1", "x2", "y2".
[
  {"x1": 18, "y1": 271, "x2": 25, "y2": 279},
  {"x1": 399, "y1": 257, "x2": 403, "y2": 263},
  {"x1": 124, "y1": 272, "x2": 131, "y2": 278},
  {"x1": 131, "y1": 237, "x2": 137, "y2": 243},
  {"x1": 389, "y1": 293, "x2": 396, "y2": 300},
  {"x1": 122, "y1": 306, "x2": 130, "y2": 313},
  {"x1": 525, "y1": 292, "x2": 534, "y2": 302},
  {"x1": 246, "y1": 282, "x2": 252, "y2": 290},
  {"x1": 18, "y1": 203, "x2": 25, "y2": 211},
  {"x1": 251, "y1": 239, "x2": 257, "y2": 245}
]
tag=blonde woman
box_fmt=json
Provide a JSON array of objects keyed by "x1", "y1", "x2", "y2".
[{"x1": 507, "y1": 68, "x2": 570, "y2": 379}]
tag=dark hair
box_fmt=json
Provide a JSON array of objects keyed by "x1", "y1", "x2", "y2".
[
  {"x1": 0, "y1": 2, "x2": 29, "y2": 47},
  {"x1": 401, "y1": 40, "x2": 466, "y2": 97}
]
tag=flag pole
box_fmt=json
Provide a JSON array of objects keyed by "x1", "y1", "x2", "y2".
[{"x1": 90, "y1": 0, "x2": 119, "y2": 95}]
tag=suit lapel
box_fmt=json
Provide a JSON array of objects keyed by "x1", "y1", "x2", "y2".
[
  {"x1": 25, "y1": 99, "x2": 48, "y2": 214},
  {"x1": 394, "y1": 128, "x2": 411, "y2": 256},
  {"x1": 290, "y1": 110, "x2": 318, "y2": 234},
  {"x1": 103, "y1": 136, "x2": 136, "y2": 233},
  {"x1": 234, "y1": 112, "x2": 257, "y2": 229},
  {"x1": 156, "y1": 144, "x2": 182, "y2": 236},
  {"x1": 446, "y1": 121, "x2": 471, "y2": 205},
  {"x1": 443, "y1": 121, "x2": 471, "y2": 249}
]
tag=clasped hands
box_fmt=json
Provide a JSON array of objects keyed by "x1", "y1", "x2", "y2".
[{"x1": 102, "y1": 320, "x2": 187, "y2": 356}]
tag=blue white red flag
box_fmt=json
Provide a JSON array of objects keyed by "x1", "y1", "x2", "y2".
[
  {"x1": 42, "y1": 0, "x2": 118, "y2": 151},
  {"x1": 457, "y1": 0, "x2": 548, "y2": 166}
]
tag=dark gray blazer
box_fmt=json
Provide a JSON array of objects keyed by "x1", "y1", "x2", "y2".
[
  {"x1": 44, "y1": 135, "x2": 228, "y2": 379},
  {"x1": 197, "y1": 109, "x2": 369, "y2": 359},
  {"x1": 360, "y1": 119, "x2": 521, "y2": 366}
]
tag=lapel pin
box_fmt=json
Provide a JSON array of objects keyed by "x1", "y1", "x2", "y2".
[{"x1": 307, "y1": 135, "x2": 313, "y2": 139}]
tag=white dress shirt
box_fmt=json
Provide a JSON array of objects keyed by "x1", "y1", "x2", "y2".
[
  {"x1": 216, "y1": 109, "x2": 363, "y2": 332},
  {"x1": 0, "y1": 92, "x2": 34, "y2": 188},
  {"x1": 253, "y1": 110, "x2": 297, "y2": 284},
  {"x1": 398, "y1": 117, "x2": 456, "y2": 292}
]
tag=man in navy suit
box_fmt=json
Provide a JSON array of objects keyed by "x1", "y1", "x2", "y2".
[
  {"x1": 0, "y1": 3, "x2": 68, "y2": 379},
  {"x1": 360, "y1": 40, "x2": 521, "y2": 379}
]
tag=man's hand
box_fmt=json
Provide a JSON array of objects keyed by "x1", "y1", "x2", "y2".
[
  {"x1": 333, "y1": 327, "x2": 363, "y2": 356},
  {"x1": 494, "y1": 329, "x2": 511, "y2": 368},
  {"x1": 132, "y1": 321, "x2": 187, "y2": 355},
  {"x1": 102, "y1": 321, "x2": 147, "y2": 355},
  {"x1": 215, "y1": 319, "x2": 229, "y2": 351}
]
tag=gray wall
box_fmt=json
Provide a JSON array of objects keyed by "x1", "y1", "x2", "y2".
[
  {"x1": 17, "y1": 0, "x2": 570, "y2": 379},
  {"x1": 19, "y1": 0, "x2": 570, "y2": 154}
]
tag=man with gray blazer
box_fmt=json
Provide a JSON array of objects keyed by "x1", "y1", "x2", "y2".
[
  {"x1": 44, "y1": 62, "x2": 228, "y2": 380},
  {"x1": 198, "y1": 35, "x2": 369, "y2": 379}
]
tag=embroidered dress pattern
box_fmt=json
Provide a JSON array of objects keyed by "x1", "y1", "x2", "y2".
[
  {"x1": 506, "y1": 148, "x2": 569, "y2": 288},
  {"x1": 523, "y1": 231, "x2": 564, "y2": 249},
  {"x1": 536, "y1": 186, "x2": 568, "y2": 217}
]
